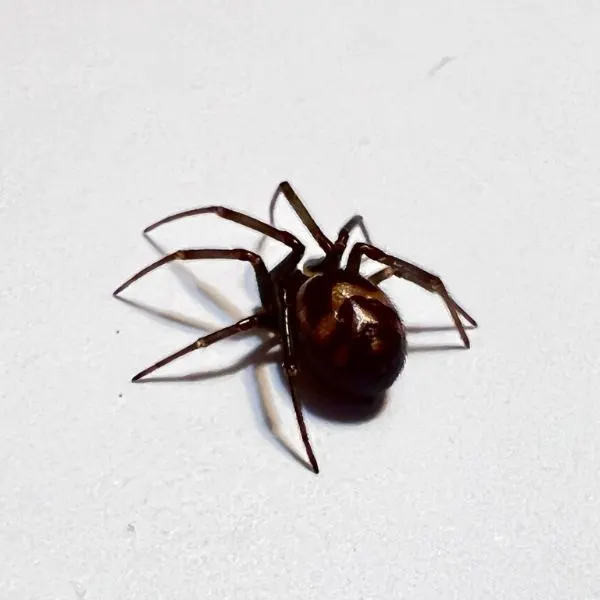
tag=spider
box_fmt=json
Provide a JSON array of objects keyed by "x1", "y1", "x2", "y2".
[{"x1": 113, "y1": 181, "x2": 477, "y2": 473}]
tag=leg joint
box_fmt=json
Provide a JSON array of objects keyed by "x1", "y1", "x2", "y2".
[
  {"x1": 275, "y1": 231, "x2": 304, "y2": 252},
  {"x1": 430, "y1": 276, "x2": 444, "y2": 293},
  {"x1": 234, "y1": 249, "x2": 263, "y2": 265}
]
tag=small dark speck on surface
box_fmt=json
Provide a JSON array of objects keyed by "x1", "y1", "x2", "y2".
[
  {"x1": 115, "y1": 330, "x2": 120, "y2": 334},
  {"x1": 428, "y1": 56, "x2": 456, "y2": 77},
  {"x1": 127, "y1": 523, "x2": 135, "y2": 533},
  {"x1": 118, "y1": 393, "x2": 123, "y2": 398}
]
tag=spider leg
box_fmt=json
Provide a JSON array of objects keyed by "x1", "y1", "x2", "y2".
[
  {"x1": 143, "y1": 205, "x2": 303, "y2": 257},
  {"x1": 335, "y1": 214, "x2": 372, "y2": 249},
  {"x1": 347, "y1": 243, "x2": 477, "y2": 348},
  {"x1": 113, "y1": 248, "x2": 276, "y2": 310},
  {"x1": 130, "y1": 314, "x2": 264, "y2": 381},
  {"x1": 303, "y1": 214, "x2": 373, "y2": 274},
  {"x1": 269, "y1": 181, "x2": 334, "y2": 253},
  {"x1": 367, "y1": 266, "x2": 396, "y2": 286},
  {"x1": 368, "y1": 266, "x2": 476, "y2": 327},
  {"x1": 369, "y1": 265, "x2": 476, "y2": 325},
  {"x1": 279, "y1": 286, "x2": 319, "y2": 474}
]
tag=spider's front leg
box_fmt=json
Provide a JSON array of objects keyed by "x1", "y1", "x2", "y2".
[
  {"x1": 347, "y1": 243, "x2": 477, "y2": 348},
  {"x1": 270, "y1": 182, "x2": 371, "y2": 259},
  {"x1": 334, "y1": 214, "x2": 372, "y2": 249},
  {"x1": 113, "y1": 248, "x2": 281, "y2": 380},
  {"x1": 114, "y1": 248, "x2": 277, "y2": 309},
  {"x1": 269, "y1": 181, "x2": 334, "y2": 253}
]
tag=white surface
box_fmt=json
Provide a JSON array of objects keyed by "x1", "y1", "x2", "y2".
[{"x1": 1, "y1": 1, "x2": 600, "y2": 598}]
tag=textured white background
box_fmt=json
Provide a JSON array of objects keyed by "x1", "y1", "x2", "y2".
[{"x1": 1, "y1": 1, "x2": 600, "y2": 599}]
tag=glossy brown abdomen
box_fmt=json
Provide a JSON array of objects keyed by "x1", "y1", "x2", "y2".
[{"x1": 295, "y1": 271, "x2": 407, "y2": 397}]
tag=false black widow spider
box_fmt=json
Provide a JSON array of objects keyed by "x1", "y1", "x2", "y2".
[{"x1": 113, "y1": 181, "x2": 477, "y2": 473}]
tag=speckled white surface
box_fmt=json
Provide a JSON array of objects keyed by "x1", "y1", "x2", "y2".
[{"x1": 2, "y1": 1, "x2": 600, "y2": 599}]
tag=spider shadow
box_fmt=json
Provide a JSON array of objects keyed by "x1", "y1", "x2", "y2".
[
  {"x1": 114, "y1": 296, "x2": 217, "y2": 335},
  {"x1": 143, "y1": 234, "x2": 241, "y2": 324}
]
